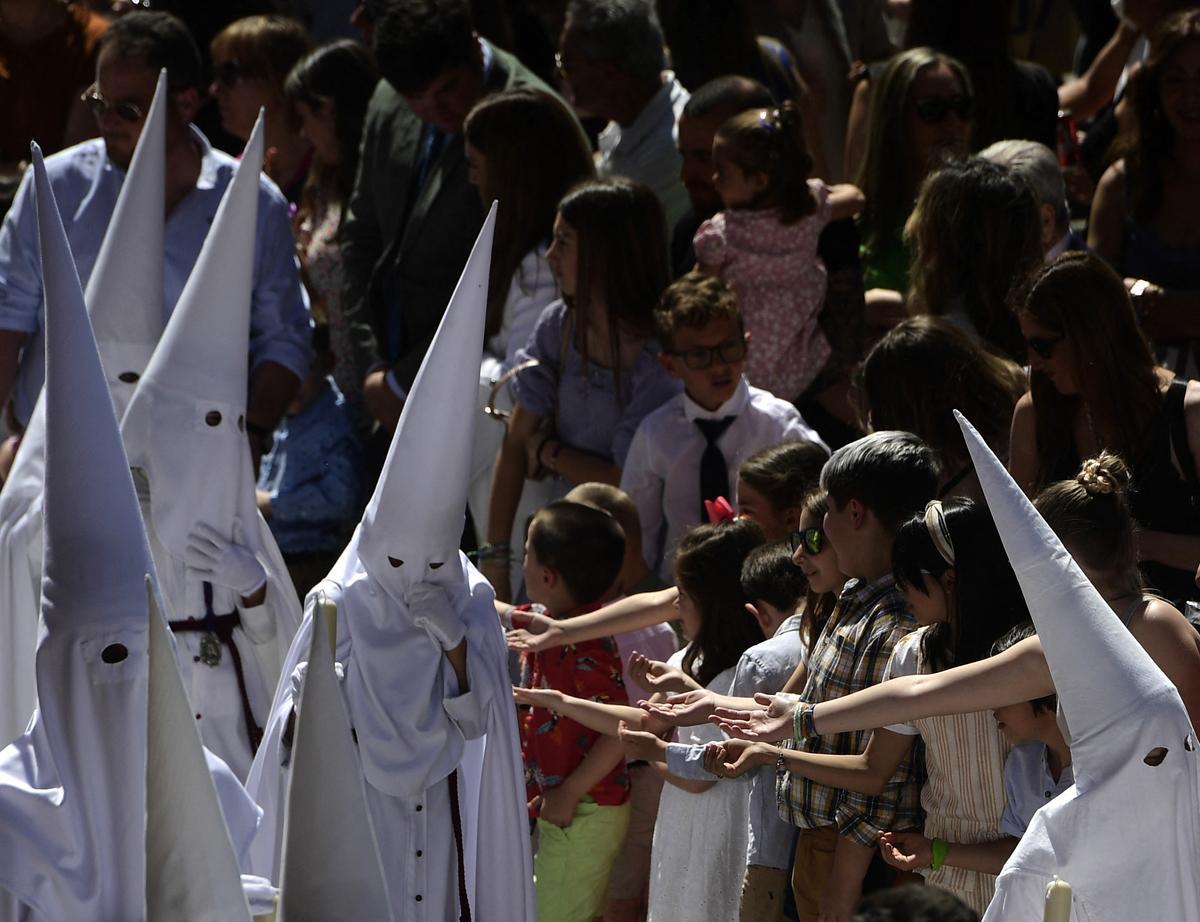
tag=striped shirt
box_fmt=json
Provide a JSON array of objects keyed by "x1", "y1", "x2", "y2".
[{"x1": 776, "y1": 573, "x2": 924, "y2": 846}]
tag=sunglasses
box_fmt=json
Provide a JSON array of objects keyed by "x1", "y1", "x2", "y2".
[
  {"x1": 913, "y1": 95, "x2": 974, "y2": 124},
  {"x1": 789, "y1": 526, "x2": 825, "y2": 556},
  {"x1": 1024, "y1": 333, "x2": 1064, "y2": 360},
  {"x1": 80, "y1": 84, "x2": 145, "y2": 123},
  {"x1": 668, "y1": 336, "x2": 747, "y2": 371},
  {"x1": 214, "y1": 59, "x2": 244, "y2": 88}
]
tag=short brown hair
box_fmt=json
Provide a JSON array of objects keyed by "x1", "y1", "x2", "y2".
[
  {"x1": 529, "y1": 500, "x2": 626, "y2": 606},
  {"x1": 653, "y1": 271, "x2": 742, "y2": 351},
  {"x1": 211, "y1": 15, "x2": 313, "y2": 97}
]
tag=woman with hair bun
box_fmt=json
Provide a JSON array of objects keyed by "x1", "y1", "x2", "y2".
[
  {"x1": 1009, "y1": 250, "x2": 1200, "y2": 607},
  {"x1": 694, "y1": 101, "x2": 864, "y2": 402}
]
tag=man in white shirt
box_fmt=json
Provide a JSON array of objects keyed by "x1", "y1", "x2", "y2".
[
  {"x1": 621, "y1": 273, "x2": 826, "y2": 579},
  {"x1": 557, "y1": 0, "x2": 690, "y2": 228}
]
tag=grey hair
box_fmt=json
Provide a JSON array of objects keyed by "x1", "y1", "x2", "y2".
[
  {"x1": 820, "y1": 431, "x2": 941, "y2": 532},
  {"x1": 565, "y1": 0, "x2": 666, "y2": 83},
  {"x1": 979, "y1": 139, "x2": 1069, "y2": 234}
]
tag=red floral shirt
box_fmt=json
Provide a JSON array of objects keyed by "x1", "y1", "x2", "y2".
[{"x1": 516, "y1": 604, "x2": 631, "y2": 814}]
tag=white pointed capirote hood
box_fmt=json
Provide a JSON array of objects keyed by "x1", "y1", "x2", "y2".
[
  {"x1": 0, "y1": 144, "x2": 153, "y2": 918},
  {"x1": 145, "y1": 577, "x2": 253, "y2": 921},
  {"x1": 120, "y1": 110, "x2": 265, "y2": 565},
  {"x1": 356, "y1": 202, "x2": 496, "y2": 601},
  {"x1": 277, "y1": 596, "x2": 393, "y2": 921},
  {"x1": 87, "y1": 67, "x2": 168, "y2": 415},
  {"x1": 955, "y1": 410, "x2": 1194, "y2": 786}
]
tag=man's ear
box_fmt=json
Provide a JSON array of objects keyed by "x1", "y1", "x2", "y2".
[{"x1": 172, "y1": 87, "x2": 203, "y2": 126}]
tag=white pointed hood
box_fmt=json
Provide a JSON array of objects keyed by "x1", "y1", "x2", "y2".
[
  {"x1": 120, "y1": 111, "x2": 264, "y2": 565},
  {"x1": 89, "y1": 67, "x2": 168, "y2": 415},
  {"x1": 0, "y1": 143, "x2": 153, "y2": 918},
  {"x1": 959, "y1": 410, "x2": 1200, "y2": 922},
  {"x1": 0, "y1": 73, "x2": 167, "y2": 743},
  {"x1": 277, "y1": 596, "x2": 393, "y2": 921},
  {"x1": 354, "y1": 203, "x2": 496, "y2": 603},
  {"x1": 146, "y1": 578, "x2": 253, "y2": 920}
]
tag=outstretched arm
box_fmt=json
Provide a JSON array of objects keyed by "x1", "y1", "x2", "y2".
[
  {"x1": 507, "y1": 586, "x2": 678, "y2": 653},
  {"x1": 513, "y1": 686, "x2": 652, "y2": 736}
]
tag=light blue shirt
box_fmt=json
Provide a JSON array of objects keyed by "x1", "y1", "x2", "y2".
[
  {"x1": 666, "y1": 613, "x2": 805, "y2": 869},
  {"x1": 0, "y1": 128, "x2": 312, "y2": 425},
  {"x1": 1000, "y1": 740, "x2": 1075, "y2": 838}
]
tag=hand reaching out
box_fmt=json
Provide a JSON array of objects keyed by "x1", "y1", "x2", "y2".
[
  {"x1": 712, "y1": 692, "x2": 797, "y2": 742},
  {"x1": 506, "y1": 616, "x2": 564, "y2": 653},
  {"x1": 512, "y1": 685, "x2": 563, "y2": 711},
  {"x1": 640, "y1": 689, "x2": 719, "y2": 727},
  {"x1": 617, "y1": 720, "x2": 666, "y2": 763},
  {"x1": 702, "y1": 739, "x2": 772, "y2": 778},
  {"x1": 629, "y1": 651, "x2": 701, "y2": 695},
  {"x1": 877, "y1": 831, "x2": 933, "y2": 872}
]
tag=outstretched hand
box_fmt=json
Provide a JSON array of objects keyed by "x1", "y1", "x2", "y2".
[
  {"x1": 712, "y1": 692, "x2": 797, "y2": 742},
  {"x1": 512, "y1": 685, "x2": 563, "y2": 711},
  {"x1": 506, "y1": 611, "x2": 564, "y2": 653},
  {"x1": 640, "y1": 689, "x2": 719, "y2": 727},
  {"x1": 702, "y1": 739, "x2": 771, "y2": 778},
  {"x1": 877, "y1": 831, "x2": 933, "y2": 872},
  {"x1": 617, "y1": 719, "x2": 664, "y2": 762},
  {"x1": 629, "y1": 651, "x2": 700, "y2": 695}
]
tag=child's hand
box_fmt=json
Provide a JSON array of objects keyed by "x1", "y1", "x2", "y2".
[
  {"x1": 702, "y1": 739, "x2": 770, "y2": 778},
  {"x1": 531, "y1": 786, "x2": 579, "y2": 828},
  {"x1": 629, "y1": 651, "x2": 700, "y2": 695},
  {"x1": 506, "y1": 614, "x2": 564, "y2": 653},
  {"x1": 711, "y1": 692, "x2": 797, "y2": 742},
  {"x1": 640, "y1": 689, "x2": 717, "y2": 726},
  {"x1": 877, "y1": 831, "x2": 933, "y2": 871},
  {"x1": 512, "y1": 686, "x2": 563, "y2": 711},
  {"x1": 617, "y1": 719, "x2": 665, "y2": 762}
]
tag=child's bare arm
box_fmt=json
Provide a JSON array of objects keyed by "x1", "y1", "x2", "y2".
[
  {"x1": 506, "y1": 587, "x2": 678, "y2": 653},
  {"x1": 828, "y1": 183, "x2": 865, "y2": 222},
  {"x1": 513, "y1": 686, "x2": 648, "y2": 736},
  {"x1": 536, "y1": 734, "x2": 627, "y2": 827},
  {"x1": 879, "y1": 831, "x2": 1017, "y2": 876}
]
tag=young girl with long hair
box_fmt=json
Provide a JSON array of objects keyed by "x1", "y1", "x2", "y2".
[
  {"x1": 482, "y1": 178, "x2": 681, "y2": 600},
  {"x1": 695, "y1": 103, "x2": 863, "y2": 402}
]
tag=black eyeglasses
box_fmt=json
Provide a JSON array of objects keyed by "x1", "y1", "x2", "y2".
[
  {"x1": 1024, "y1": 333, "x2": 1064, "y2": 360},
  {"x1": 668, "y1": 336, "x2": 747, "y2": 370},
  {"x1": 80, "y1": 84, "x2": 145, "y2": 123},
  {"x1": 214, "y1": 59, "x2": 244, "y2": 87},
  {"x1": 789, "y1": 526, "x2": 825, "y2": 556},
  {"x1": 913, "y1": 94, "x2": 974, "y2": 124}
]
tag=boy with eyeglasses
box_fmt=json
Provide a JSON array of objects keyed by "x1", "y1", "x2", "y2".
[{"x1": 620, "y1": 272, "x2": 825, "y2": 580}]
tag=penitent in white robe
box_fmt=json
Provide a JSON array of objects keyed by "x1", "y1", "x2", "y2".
[{"x1": 247, "y1": 546, "x2": 536, "y2": 922}]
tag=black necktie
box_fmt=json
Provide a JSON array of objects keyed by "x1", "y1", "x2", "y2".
[{"x1": 695, "y1": 416, "x2": 737, "y2": 520}]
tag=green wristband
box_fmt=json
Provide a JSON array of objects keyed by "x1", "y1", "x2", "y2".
[{"x1": 930, "y1": 837, "x2": 949, "y2": 871}]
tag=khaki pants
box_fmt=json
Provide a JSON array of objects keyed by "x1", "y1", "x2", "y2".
[
  {"x1": 791, "y1": 825, "x2": 839, "y2": 922},
  {"x1": 740, "y1": 864, "x2": 789, "y2": 922}
]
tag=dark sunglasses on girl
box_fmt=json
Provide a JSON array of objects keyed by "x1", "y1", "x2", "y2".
[
  {"x1": 1024, "y1": 333, "x2": 1064, "y2": 360},
  {"x1": 789, "y1": 526, "x2": 824, "y2": 556},
  {"x1": 913, "y1": 94, "x2": 974, "y2": 124}
]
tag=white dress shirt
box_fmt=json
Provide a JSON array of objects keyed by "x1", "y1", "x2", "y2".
[{"x1": 620, "y1": 377, "x2": 826, "y2": 580}]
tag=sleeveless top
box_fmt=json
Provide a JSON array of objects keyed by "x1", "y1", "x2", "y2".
[
  {"x1": 885, "y1": 629, "x2": 1010, "y2": 916},
  {"x1": 1050, "y1": 379, "x2": 1200, "y2": 607}
]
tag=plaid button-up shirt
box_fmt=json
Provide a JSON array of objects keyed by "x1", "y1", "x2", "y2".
[{"x1": 776, "y1": 573, "x2": 925, "y2": 846}]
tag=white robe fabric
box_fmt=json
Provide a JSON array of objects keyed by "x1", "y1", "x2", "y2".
[
  {"x1": 247, "y1": 546, "x2": 536, "y2": 922},
  {"x1": 955, "y1": 412, "x2": 1200, "y2": 921}
]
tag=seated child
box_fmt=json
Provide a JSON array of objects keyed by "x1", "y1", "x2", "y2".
[
  {"x1": 515, "y1": 500, "x2": 633, "y2": 922},
  {"x1": 622, "y1": 271, "x2": 825, "y2": 580},
  {"x1": 877, "y1": 623, "x2": 1073, "y2": 878},
  {"x1": 564, "y1": 482, "x2": 678, "y2": 922},
  {"x1": 256, "y1": 324, "x2": 362, "y2": 600}
]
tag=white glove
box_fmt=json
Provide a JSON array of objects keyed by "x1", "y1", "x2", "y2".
[
  {"x1": 185, "y1": 519, "x2": 267, "y2": 597},
  {"x1": 405, "y1": 581, "x2": 467, "y2": 651}
]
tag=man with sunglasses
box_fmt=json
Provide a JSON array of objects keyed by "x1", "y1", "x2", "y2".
[
  {"x1": 621, "y1": 272, "x2": 825, "y2": 580},
  {"x1": 0, "y1": 12, "x2": 311, "y2": 460}
]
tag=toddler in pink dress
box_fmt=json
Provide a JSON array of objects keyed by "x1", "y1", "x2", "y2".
[{"x1": 695, "y1": 104, "x2": 863, "y2": 401}]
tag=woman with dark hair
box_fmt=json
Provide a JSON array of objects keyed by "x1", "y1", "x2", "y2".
[
  {"x1": 481, "y1": 178, "x2": 682, "y2": 600},
  {"x1": 462, "y1": 87, "x2": 595, "y2": 569},
  {"x1": 859, "y1": 316, "x2": 1026, "y2": 500},
  {"x1": 703, "y1": 499, "x2": 1029, "y2": 914},
  {"x1": 210, "y1": 15, "x2": 314, "y2": 202},
  {"x1": 905, "y1": 157, "x2": 1044, "y2": 362},
  {"x1": 282, "y1": 38, "x2": 378, "y2": 424},
  {"x1": 853, "y1": 47, "x2": 973, "y2": 296},
  {"x1": 1089, "y1": 8, "x2": 1200, "y2": 378},
  {"x1": 1009, "y1": 250, "x2": 1200, "y2": 606}
]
